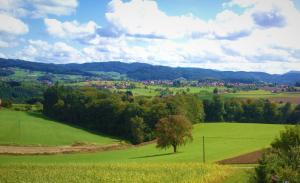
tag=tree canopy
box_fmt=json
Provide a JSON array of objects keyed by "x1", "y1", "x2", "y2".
[{"x1": 156, "y1": 115, "x2": 193, "y2": 153}]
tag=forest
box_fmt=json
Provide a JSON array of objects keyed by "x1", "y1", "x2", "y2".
[
  {"x1": 43, "y1": 85, "x2": 205, "y2": 144},
  {"x1": 43, "y1": 85, "x2": 300, "y2": 144}
]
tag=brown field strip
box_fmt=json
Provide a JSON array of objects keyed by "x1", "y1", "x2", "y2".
[
  {"x1": 217, "y1": 149, "x2": 266, "y2": 164},
  {"x1": 0, "y1": 140, "x2": 156, "y2": 155}
]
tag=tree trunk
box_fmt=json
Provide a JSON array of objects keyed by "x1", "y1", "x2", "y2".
[{"x1": 172, "y1": 144, "x2": 177, "y2": 153}]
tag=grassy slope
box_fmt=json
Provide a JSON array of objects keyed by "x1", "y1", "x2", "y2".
[
  {"x1": 0, "y1": 122, "x2": 285, "y2": 164},
  {"x1": 0, "y1": 109, "x2": 119, "y2": 146}
]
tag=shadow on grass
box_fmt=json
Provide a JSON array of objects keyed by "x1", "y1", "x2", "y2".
[
  {"x1": 130, "y1": 152, "x2": 181, "y2": 159},
  {"x1": 26, "y1": 111, "x2": 122, "y2": 142}
]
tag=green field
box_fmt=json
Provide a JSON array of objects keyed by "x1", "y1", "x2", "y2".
[
  {"x1": 0, "y1": 110, "x2": 287, "y2": 182},
  {"x1": 0, "y1": 120, "x2": 285, "y2": 164},
  {"x1": 0, "y1": 163, "x2": 233, "y2": 183},
  {"x1": 0, "y1": 109, "x2": 119, "y2": 146}
]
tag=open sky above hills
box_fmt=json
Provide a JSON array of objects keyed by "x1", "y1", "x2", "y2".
[{"x1": 0, "y1": 0, "x2": 300, "y2": 74}]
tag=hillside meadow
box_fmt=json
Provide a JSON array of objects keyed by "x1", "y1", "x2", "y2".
[
  {"x1": 0, "y1": 110, "x2": 286, "y2": 164},
  {"x1": 0, "y1": 109, "x2": 119, "y2": 146},
  {"x1": 0, "y1": 109, "x2": 287, "y2": 183}
]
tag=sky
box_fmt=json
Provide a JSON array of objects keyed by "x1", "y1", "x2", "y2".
[{"x1": 0, "y1": 0, "x2": 300, "y2": 74}]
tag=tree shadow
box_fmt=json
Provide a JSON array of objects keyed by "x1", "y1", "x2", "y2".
[
  {"x1": 26, "y1": 111, "x2": 122, "y2": 142},
  {"x1": 130, "y1": 152, "x2": 181, "y2": 159}
]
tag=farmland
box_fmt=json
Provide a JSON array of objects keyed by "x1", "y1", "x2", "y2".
[
  {"x1": 0, "y1": 109, "x2": 119, "y2": 146},
  {"x1": 67, "y1": 80, "x2": 300, "y2": 103},
  {"x1": 0, "y1": 163, "x2": 233, "y2": 183},
  {"x1": 0, "y1": 110, "x2": 286, "y2": 182},
  {"x1": 0, "y1": 110, "x2": 285, "y2": 164}
]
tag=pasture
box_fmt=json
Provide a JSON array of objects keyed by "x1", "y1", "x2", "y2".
[
  {"x1": 0, "y1": 110, "x2": 287, "y2": 182},
  {"x1": 0, "y1": 109, "x2": 119, "y2": 146},
  {"x1": 0, "y1": 121, "x2": 285, "y2": 164}
]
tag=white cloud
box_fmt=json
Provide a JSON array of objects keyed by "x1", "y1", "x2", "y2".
[
  {"x1": 0, "y1": 14, "x2": 28, "y2": 35},
  {"x1": 0, "y1": 0, "x2": 28, "y2": 17},
  {"x1": 17, "y1": 40, "x2": 86, "y2": 63},
  {"x1": 0, "y1": 0, "x2": 78, "y2": 18},
  {"x1": 209, "y1": 10, "x2": 254, "y2": 40},
  {"x1": 4, "y1": 0, "x2": 300, "y2": 74},
  {"x1": 0, "y1": 13, "x2": 29, "y2": 48},
  {"x1": 106, "y1": 0, "x2": 208, "y2": 39},
  {"x1": 30, "y1": 0, "x2": 78, "y2": 17},
  {"x1": 44, "y1": 18, "x2": 101, "y2": 44}
]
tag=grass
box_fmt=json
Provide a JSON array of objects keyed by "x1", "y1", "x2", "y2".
[
  {"x1": 223, "y1": 168, "x2": 253, "y2": 183},
  {"x1": 0, "y1": 111, "x2": 283, "y2": 182},
  {"x1": 0, "y1": 109, "x2": 119, "y2": 146},
  {"x1": 0, "y1": 163, "x2": 233, "y2": 183},
  {"x1": 0, "y1": 122, "x2": 285, "y2": 164}
]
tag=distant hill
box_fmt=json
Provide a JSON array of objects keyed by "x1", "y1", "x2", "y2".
[{"x1": 0, "y1": 58, "x2": 299, "y2": 84}]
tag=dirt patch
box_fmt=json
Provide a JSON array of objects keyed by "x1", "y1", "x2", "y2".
[
  {"x1": 217, "y1": 149, "x2": 266, "y2": 164},
  {"x1": 0, "y1": 140, "x2": 156, "y2": 155}
]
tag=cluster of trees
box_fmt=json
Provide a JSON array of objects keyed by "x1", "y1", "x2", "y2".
[
  {"x1": 43, "y1": 85, "x2": 205, "y2": 144},
  {"x1": 0, "y1": 68, "x2": 14, "y2": 76},
  {"x1": 204, "y1": 95, "x2": 300, "y2": 124},
  {"x1": 252, "y1": 125, "x2": 300, "y2": 183},
  {"x1": 0, "y1": 81, "x2": 45, "y2": 103}
]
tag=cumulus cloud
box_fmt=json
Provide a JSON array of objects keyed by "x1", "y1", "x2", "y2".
[
  {"x1": 17, "y1": 40, "x2": 86, "y2": 63},
  {"x1": 0, "y1": 14, "x2": 28, "y2": 35},
  {"x1": 209, "y1": 10, "x2": 254, "y2": 40},
  {"x1": 0, "y1": 13, "x2": 29, "y2": 48},
  {"x1": 0, "y1": 0, "x2": 78, "y2": 18},
  {"x1": 3, "y1": 0, "x2": 300, "y2": 74},
  {"x1": 30, "y1": 0, "x2": 78, "y2": 17},
  {"x1": 105, "y1": 0, "x2": 208, "y2": 39},
  {"x1": 44, "y1": 18, "x2": 101, "y2": 44}
]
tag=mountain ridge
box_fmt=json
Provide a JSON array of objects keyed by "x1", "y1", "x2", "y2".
[{"x1": 0, "y1": 58, "x2": 299, "y2": 84}]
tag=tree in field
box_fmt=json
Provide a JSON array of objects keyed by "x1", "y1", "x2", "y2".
[
  {"x1": 155, "y1": 115, "x2": 193, "y2": 153},
  {"x1": 213, "y1": 87, "x2": 218, "y2": 94}
]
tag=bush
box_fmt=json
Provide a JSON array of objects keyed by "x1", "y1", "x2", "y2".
[
  {"x1": 1, "y1": 100, "x2": 12, "y2": 108},
  {"x1": 252, "y1": 126, "x2": 300, "y2": 183}
]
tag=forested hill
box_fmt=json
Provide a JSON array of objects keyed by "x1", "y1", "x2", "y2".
[{"x1": 1, "y1": 58, "x2": 300, "y2": 84}]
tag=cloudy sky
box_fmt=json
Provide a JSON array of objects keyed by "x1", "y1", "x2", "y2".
[{"x1": 0, "y1": 0, "x2": 300, "y2": 74}]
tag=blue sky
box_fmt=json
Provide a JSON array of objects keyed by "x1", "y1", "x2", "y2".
[{"x1": 0, "y1": 0, "x2": 300, "y2": 74}]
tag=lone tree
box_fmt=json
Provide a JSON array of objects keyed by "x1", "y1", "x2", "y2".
[{"x1": 156, "y1": 115, "x2": 193, "y2": 153}]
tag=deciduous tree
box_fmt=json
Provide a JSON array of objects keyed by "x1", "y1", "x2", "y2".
[{"x1": 156, "y1": 115, "x2": 193, "y2": 153}]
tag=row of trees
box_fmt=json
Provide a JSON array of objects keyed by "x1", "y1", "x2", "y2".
[
  {"x1": 43, "y1": 85, "x2": 300, "y2": 144},
  {"x1": 0, "y1": 81, "x2": 45, "y2": 103},
  {"x1": 43, "y1": 85, "x2": 204, "y2": 144},
  {"x1": 204, "y1": 95, "x2": 300, "y2": 124}
]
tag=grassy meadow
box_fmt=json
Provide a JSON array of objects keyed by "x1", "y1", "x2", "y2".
[
  {"x1": 0, "y1": 113, "x2": 285, "y2": 164},
  {"x1": 0, "y1": 163, "x2": 233, "y2": 183},
  {"x1": 0, "y1": 109, "x2": 287, "y2": 182},
  {"x1": 0, "y1": 109, "x2": 119, "y2": 146}
]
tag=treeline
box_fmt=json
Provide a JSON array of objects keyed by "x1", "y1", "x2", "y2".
[
  {"x1": 43, "y1": 85, "x2": 205, "y2": 144},
  {"x1": 204, "y1": 95, "x2": 300, "y2": 124},
  {"x1": 0, "y1": 68, "x2": 14, "y2": 76},
  {"x1": 0, "y1": 81, "x2": 45, "y2": 103}
]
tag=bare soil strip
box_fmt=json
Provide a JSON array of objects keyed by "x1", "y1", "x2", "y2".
[
  {"x1": 0, "y1": 140, "x2": 156, "y2": 155},
  {"x1": 217, "y1": 149, "x2": 266, "y2": 164}
]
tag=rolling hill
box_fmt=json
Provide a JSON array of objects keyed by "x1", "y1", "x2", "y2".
[
  {"x1": 1, "y1": 58, "x2": 300, "y2": 84},
  {"x1": 0, "y1": 109, "x2": 119, "y2": 146}
]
